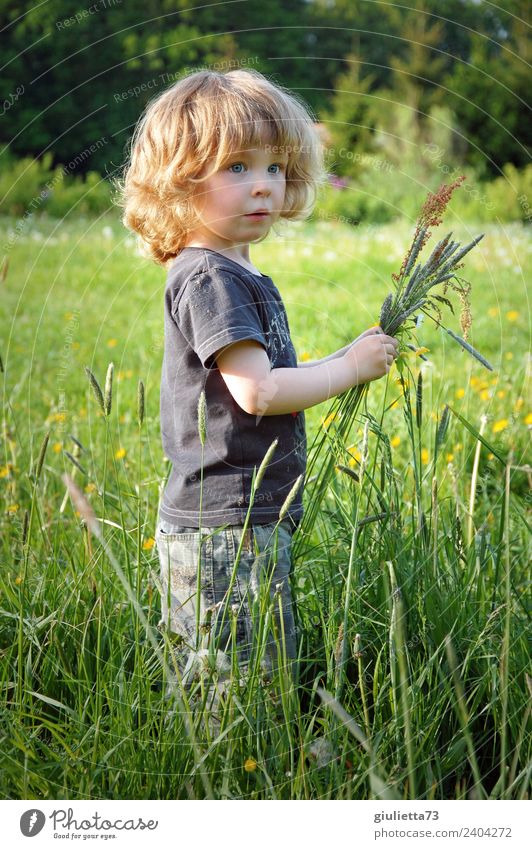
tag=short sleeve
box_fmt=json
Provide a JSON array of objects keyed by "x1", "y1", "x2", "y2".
[{"x1": 175, "y1": 269, "x2": 269, "y2": 370}]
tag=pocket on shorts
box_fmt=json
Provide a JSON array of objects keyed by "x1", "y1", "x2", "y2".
[
  {"x1": 155, "y1": 528, "x2": 210, "y2": 585},
  {"x1": 155, "y1": 527, "x2": 216, "y2": 640}
]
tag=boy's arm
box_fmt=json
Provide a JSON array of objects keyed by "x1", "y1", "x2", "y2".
[
  {"x1": 215, "y1": 339, "x2": 377, "y2": 417},
  {"x1": 297, "y1": 344, "x2": 350, "y2": 368}
]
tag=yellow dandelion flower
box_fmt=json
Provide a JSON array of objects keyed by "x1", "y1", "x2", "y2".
[
  {"x1": 430, "y1": 411, "x2": 438, "y2": 421},
  {"x1": 84, "y1": 482, "x2": 97, "y2": 493},
  {"x1": 470, "y1": 376, "x2": 479, "y2": 387},
  {"x1": 515, "y1": 397, "x2": 524, "y2": 410},
  {"x1": 414, "y1": 347, "x2": 429, "y2": 356},
  {"x1": 505, "y1": 351, "x2": 513, "y2": 360},
  {"x1": 322, "y1": 412, "x2": 338, "y2": 429},
  {"x1": 487, "y1": 453, "x2": 495, "y2": 460},
  {"x1": 347, "y1": 445, "x2": 361, "y2": 462},
  {"x1": 49, "y1": 412, "x2": 66, "y2": 423},
  {"x1": 64, "y1": 311, "x2": 75, "y2": 321},
  {"x1": 142, "y1": 537, "x2": 155, "y2": 551},
  {"x1": 492, "y1": 419, "x2": 508, "y2": 433},
  {"x1": 421, "y1": 448, "x2": 429, "y2": 464},
  {"x1": 15, "y1": 576, "x2": 23, "y2": 585},
  {"x1": 107, "y1": 338, "x2": 118, "y2": 348},
  {"x1": 506, "y1": 310, "x2": 519, "y2": 322},
  {"x1": 488, "y1": 307, "x2": 498, "y2": 318},
  {"x1": 455, "y1": 443, "x2": 462, "y2": 451},
  {"x1": 480, "y1": 389, "x2": 491, "y2": 401},
  {"x1": 455, "y1": 388, "x2": 465, "y2": 399},
  {"x1": 80, "y1": 407, "x2": 87, "y2": 417},
  {"x1": 0, "y1": 464, "x2": 13, "y2": 478},
  {"x1": 524, "y1": 413, "x2": 532, "y2": 426},
  {"x1": 244, "y1": 757, "x2": 258, "y2": 772},
  {"x1": 115, "y1": 448, "x2": 126, "y2": 459},
  {"x1": 446, "y1": 453, "x2": 454, "y2": 462},
  {"x1": 300, "y1": 351, "x2": 311, "y2": 361},
  {"x1": 125, "y1": 369, "x2": 133, "y2": 379},
  {"x1": 390, "y1": 397, "x2": 400, "y2": 408},
  {"x1": 53, "y1": 442, "x2": 62, "y2": 453},
  {"x1": 7, "y1": 504, "x2": 19, "y2": 513},
  {"x1": 72, "y1": 341, "x2": 80, "y2": 350},
  {"x1": 390, "y1": 436, "x2": 401, "y2": 448},
  {"x1": 496, "y1": 390, "x2": 506, "y2": 399}
]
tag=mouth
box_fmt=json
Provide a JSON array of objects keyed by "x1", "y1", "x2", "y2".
[{"x1": 244, "y1": 211, "x2": 270, "y2": 218}]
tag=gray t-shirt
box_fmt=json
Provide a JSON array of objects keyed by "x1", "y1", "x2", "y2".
[{"x1": 158, "y1": 247, "x2": 306, "y2": 529}]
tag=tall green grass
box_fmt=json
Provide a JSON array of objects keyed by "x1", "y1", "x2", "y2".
[{"x1": 0, "y1": 216, "x2": 530, "y2": 799}]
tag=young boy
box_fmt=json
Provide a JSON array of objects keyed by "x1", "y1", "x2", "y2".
[{"x1": 117, "y1": 68, "x2": 399, "y2": 702}]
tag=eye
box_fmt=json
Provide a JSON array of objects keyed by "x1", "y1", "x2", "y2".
[
  {"x1": 228, "y1": 162, "x2": 245, "y2": 173},
  {"x1": 268, "y1": 163, "x2": 286, "y2": 174}
]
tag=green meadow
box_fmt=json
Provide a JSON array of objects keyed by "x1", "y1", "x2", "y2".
[{"x1": 0, "y1": 213, "x2": 530, "y2": 800}]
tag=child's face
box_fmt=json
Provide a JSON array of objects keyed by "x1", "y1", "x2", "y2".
[{"x1": 187, "y1": 145, "x2": 288, "y2": 250}]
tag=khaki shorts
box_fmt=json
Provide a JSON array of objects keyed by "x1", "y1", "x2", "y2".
[{"x1": 155, "y1": 518, "x2": 298, "y2": 695}]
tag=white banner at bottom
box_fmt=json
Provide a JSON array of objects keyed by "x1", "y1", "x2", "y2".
[{"x1": 2, "y1": 799, "x2": 529, "y2": 848}]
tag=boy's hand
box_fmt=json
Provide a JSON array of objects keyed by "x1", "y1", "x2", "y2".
[
  {"x1": 343, "y1": 326, "x2": 399, "y2": 385},
  {"x1": 353, "y1": 326, "x2": 389, "y2": 344}
]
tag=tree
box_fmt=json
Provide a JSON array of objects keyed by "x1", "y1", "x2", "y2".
[
  {"x1": 320, "y1": 57, "x2": 379, "y2": 176},
  {"x1": 0, "y1": 1, "x2": 311, "y2": 175},
  {"x1": 443, "y1": 0, "x2": 531, "y2": 175}
]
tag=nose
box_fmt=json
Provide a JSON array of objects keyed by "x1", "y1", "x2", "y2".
[
  {"x1": 251, "y1": 184, "x2": 270, "y2": 197},
  {"x1": 250, "y1": 171, "x2": 271, "y2": 196}
]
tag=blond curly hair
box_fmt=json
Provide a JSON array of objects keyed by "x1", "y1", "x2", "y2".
[{"x1": 113, "y1": 68, "x2": 326, "y2": 267}]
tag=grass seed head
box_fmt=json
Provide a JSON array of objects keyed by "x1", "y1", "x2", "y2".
[
  {"x1": 0, "y1": 256, "x2": 8, "y2": 283},
  {"x1": 84, "y1": 367, "x2": 105, "y2": 414},
  {"x1": 444, "y1": 328, "x2": 493, "y2": 371},
  {"x1": 335, "y1": 463, "x2": 360, "y2": 482},
  {"x1": 34, "y1": 430, "x2": 50, "y2": 481},
  {"x1": 62, "y1": 473, "x2": 99, "y2": 536},
  {"x1": 255, "y1": 437, "x2": 279, "y2": 491},
  {"x1": 70, "y1": 434, "x2": 85, "y2": 452},
  {"x1": 416, "y1": 371, "x2": 423, "y2": 430},
  {"x1": 104, "y1": 363, "x2": 114, "y2": 416},
  {"x1": 436, "y1": 404, "x2": 450, "y2": 451},
  {"x1": 197, "y1": 389, "x2": 206, "y2": 446},
  {"x1": 334, "y1": 621, "x2": 345, "y2": 667},
  {"x1": 137, "y1": 379, "x2": 145, "y2": 427},
  {"x1": 379, "y1": 293, "x2": 393, "y2": 329},
  {"x1": 64, "y1": 450, "x2": 87, "y2": 476},
  {"x1": 353, "y1": 633, "x2": 363, "y2": 659},
  {"x1": 279, "y1": 473, "x2": 303, "y2": 521}
]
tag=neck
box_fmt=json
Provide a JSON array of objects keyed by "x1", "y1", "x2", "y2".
[{"x1": 185, "y1": 237, "x2": 251, "y2": 264}]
